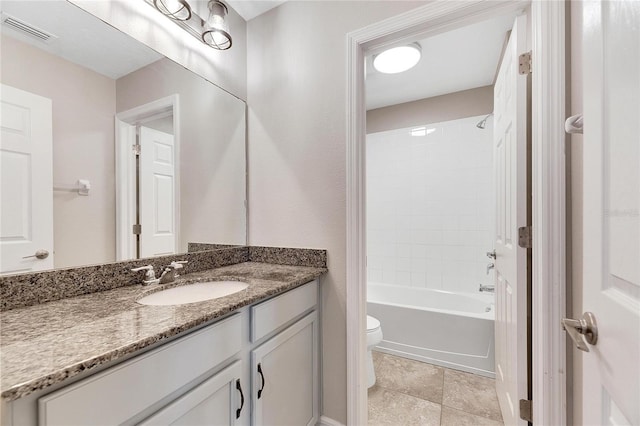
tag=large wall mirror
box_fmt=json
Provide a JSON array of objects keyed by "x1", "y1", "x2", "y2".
[{"x1": 0, "y1": 0, "x2": 247, "y2": 274}]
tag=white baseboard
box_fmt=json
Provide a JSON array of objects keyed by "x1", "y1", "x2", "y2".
[{"x1": 317, "y1": 415, "x2": 346, "y2": 426}]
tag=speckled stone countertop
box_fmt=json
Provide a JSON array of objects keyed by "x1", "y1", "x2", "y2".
[{"x1": 0, "y1": 262, "x2": 326, "y2": 402}]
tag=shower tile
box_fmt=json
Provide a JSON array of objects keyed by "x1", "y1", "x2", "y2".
[
  {"x1": 372, "y1": 351, "x2": 444, "y2": 404},
  {"x1": 396, "y1": 271, "x2": 411, "y2": 286},
  {"x1": 440, "y1": 406, "x2": 504, "y2": 426},
  {"x1": 442, "y1": 369, "x2": 503, "y2": 422},
  {"x1": 410, "y1": 272, "x2": 426, "y2": 287},
  {"x1": 368, "y1": 385, "x2": 441, "y2": 426}
]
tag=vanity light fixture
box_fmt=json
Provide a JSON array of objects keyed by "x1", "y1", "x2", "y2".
[
  {"x1": 202, "y1": 0, "x2": 232, "y2": 50},
  {"x1": 373, "y1": 43, "x2": 421, "y2": 74},
  {"x1": 153, "y1": 0, "x2": 192, "y2": 21},
  {"x1": 148, "y1": 0, "x2": 232, "y2": 50}
]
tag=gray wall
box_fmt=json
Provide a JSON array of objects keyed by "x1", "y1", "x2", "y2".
[
  {"x1": 246, "y1": 1, "x2": 427, "y2": 422},
  {"x1": 367, "y1": 85, "x2": 494, "y2": 134}
]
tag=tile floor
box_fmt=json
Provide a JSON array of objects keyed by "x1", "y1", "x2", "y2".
[{"x1": 368, "y1": 351, "x2": 504, "y2": 426}]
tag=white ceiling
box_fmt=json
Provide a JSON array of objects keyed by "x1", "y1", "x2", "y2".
[
  {"x1": 0, "y1": 1, "x2": 162, "y2": 80},
  {"x1": 365, "y1": 13, "x2": 518, "y2": 110},
  {"x1": 225, "y1": 0, "x2": 288, "y2": 21}
]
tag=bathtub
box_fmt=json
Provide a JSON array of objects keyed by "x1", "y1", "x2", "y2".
[{"x1": 367, "y1": 282, "x2": 495, "y2": 378}]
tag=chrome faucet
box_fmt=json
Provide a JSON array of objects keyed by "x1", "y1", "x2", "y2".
[
  {"x1": 158, "y1": 261, "x2": 188, "y2": 284},
  {"x1": 479, "y1": 283, "x2": 495, "y2": 293}
]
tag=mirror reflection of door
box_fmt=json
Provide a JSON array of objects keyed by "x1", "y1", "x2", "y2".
[
  {"x1": 139, "y1": 125, "x2": 176, "y2": 258},
  {"x1": 115, "y1": 98, "x2": 179, "y2": 261},
  {"x1": 0, "y1": 84, "x2": 54, "y2": 274}
]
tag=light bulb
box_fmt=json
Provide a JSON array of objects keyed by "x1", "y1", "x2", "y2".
[{"x1": 373, "y1": 44, "x2": 421, "y2": 74}]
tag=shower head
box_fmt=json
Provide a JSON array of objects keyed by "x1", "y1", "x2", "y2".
[{"x1": 476, "y1": 113, "x2": 493, "y2": 129}]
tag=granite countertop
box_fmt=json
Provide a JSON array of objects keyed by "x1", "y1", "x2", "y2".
[{"x1": 0, "y1": 262, "x2": 326, "y2": 402}]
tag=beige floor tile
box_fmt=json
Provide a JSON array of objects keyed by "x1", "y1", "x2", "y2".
[
  {"x1": 440, "y1": 406, "x2": 504, "y2": 426},
  {"x1": 442, "y1": 369, "x2": 503, "y2": 422},
  {"x1": 368, "y1": 385, "x2": 441, "y2": 426},
  {"x1": 373, "y1": 351, "x2": 444, "y2": 404}
]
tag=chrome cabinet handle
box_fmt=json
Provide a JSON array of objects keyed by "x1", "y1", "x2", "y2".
[
  {"x1": 486, "y1": 250, "x2": 496, "y2": 259},
  {"x1": 562, "y1": 312, "x2": 598, "y2": 352},
  {"x1": 236, "y1": 379, "x2": 244, "y2": 419},
  {"x1": 257, "y1": 363, "x2": 265, "y2": 399},
  {"x1": 22, "y1": 249, "x2": 49, "y2": 260}
]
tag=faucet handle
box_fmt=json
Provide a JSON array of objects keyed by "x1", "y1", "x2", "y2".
[
  {"x1": 169, "y1": 260, "x2": 188, "y2": 269},
  {"x1": 168, "y1": 260, "x2": 188, "y2": 277},
  {"x1": 486, "y1": 262, "x2": 495, "y2": 275},
  {"x1": 131, "y1": 265, "x2": 158, "y2": 285}
]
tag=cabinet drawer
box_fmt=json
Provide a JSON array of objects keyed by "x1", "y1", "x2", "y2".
[
  {"x1": 251, "y1": 280, "x2": 317, "y2": 342},
  {"x1": 38, "y1": 314, "x2": 241, "y2": 426}
]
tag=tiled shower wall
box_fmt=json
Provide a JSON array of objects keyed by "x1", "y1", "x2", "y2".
[{"x1": 366, "y1": 115, "x2": 495, "y2": 294}]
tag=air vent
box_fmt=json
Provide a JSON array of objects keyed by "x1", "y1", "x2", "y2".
[{"x1": 1, "y1": 13, "x2": 57, "y2": 43}]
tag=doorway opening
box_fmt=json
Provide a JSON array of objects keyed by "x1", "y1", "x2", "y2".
[
  {"x1": 363, "y1": 10, "x2": 527, "y2": 425},
  {"x1": 115, "y1": 95, "x2": 180, "y2": 261},
  {"x1": 346, "y1": 2, "x2": 567, "y2": 425}
]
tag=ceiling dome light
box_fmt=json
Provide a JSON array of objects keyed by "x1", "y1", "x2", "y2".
[
  {"x1": 373, "y1": 43, "x2": 421, "y2": 74},
  {"x1": 153, "y1": 0, "x2": 192, "y2": 21}
]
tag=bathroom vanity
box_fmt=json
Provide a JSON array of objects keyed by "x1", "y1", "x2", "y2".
[{"x1": 0, "y1": 257, "x2": 325, "y2": 426}]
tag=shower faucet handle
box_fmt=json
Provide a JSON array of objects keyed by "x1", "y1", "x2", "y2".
[
  {"x1": 486, "y1": 250, "x2": 496, "y2": 259},
  {"x1": 486, "y1": 263, "x2": 495, "y2": 275}
]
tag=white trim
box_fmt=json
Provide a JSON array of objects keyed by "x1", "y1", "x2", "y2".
[
  {"x1": 115, "y1": 94, "x2": 181, "y2": 260},
  {"x1": 346, "y1": 1, "x2": 566, "y2": 425},
  {"x1": 316, "y1": 415, "x2": 345, "y2": 426},
  {"x1": 531, "y1": 1, "x2": 567, "y2": 425}
]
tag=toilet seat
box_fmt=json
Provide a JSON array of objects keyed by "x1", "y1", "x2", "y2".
[{"x1": 366, "y1": 315, "x2": 380, "y2": 332}]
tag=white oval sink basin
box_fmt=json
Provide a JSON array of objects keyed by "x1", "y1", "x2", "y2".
[{"x1": 137, "y1": 281, "x2": 249, "y2": 306}]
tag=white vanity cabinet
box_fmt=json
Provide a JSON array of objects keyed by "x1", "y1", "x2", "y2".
[
  {"x1": 38, "y1": 314, "x2": 245, "y2": 426},
  {"x1": 3, "y1": 280, "x2": 320, "y2": 426},
  {"x1": 251, "y1": 313, "x2": 318, "y2": 426},
  {"x1": 249, "y1": 281, "x2": 319, "y2": 426},
  {"x1": 138, "y1": 361, "x2": 244, "y2": 426}
]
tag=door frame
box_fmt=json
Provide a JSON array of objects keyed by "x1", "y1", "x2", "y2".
[
  {"x1": 115, "y1": 94, "x2": 181, "y2": 261},
  {"x1": 345, "y1": 1, "x2": 567, "y2": 425}
]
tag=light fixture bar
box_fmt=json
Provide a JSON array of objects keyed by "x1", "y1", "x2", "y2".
[{"x1": 144, "y1": 0, "x2": 231, "y2": 50}]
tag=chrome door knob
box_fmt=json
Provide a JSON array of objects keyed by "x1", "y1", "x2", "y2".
[
  {"x1": 22, "y1": 249, "x2": 49, "y2": 260},
  {"x1": 562, "y1": 312, "x2": 598, "y2": 352}
]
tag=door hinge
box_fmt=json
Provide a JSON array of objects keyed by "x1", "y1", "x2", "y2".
[
  {"x1": 519, "y1": 399, "x2": 533, "y2": 422},
  {"x1": 519, "y1": 51, "x2": 532, "y2": 75},
  {"x1": 518, "y1": 226, "x2": 532, "y2": 248},
  {"x1": 133, "y1": 144, "x2": 141, "y2": 156},
  {"x1": 132, "y1": 224, "x2": 141, "y2": 235}
]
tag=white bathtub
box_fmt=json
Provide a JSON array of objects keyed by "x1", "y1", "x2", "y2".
[{"x1": 367, "y1": 282, "x2": 495, "y2": 378}]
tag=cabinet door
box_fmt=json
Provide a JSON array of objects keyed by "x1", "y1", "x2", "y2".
[
  {"x1": 139, "y1": 361, "x2": 245, "y2": 426},
  {"x1": 251, "y1": 312, "x2": 318, "y2": 426}
]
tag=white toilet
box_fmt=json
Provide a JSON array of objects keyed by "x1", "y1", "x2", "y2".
[{"x1": 366, "y1": 315, "x2": 383, "y2": 388}]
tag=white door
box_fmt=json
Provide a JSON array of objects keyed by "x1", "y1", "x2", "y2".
[
  {"x1": 493, "y1": 14, "x2": 528, "y2": 426},
  {"x1": 251, "y1": 312, "x2": 318, "y2": 426},
  {"x1": 139, "y1": 361, "x2": 244, "y2": 426},
  {"x1": 580, "y1": 2, "x2": 640, "y2": 425},
  {"x1": 0, "y1": 84, "x2": 54, "y2": 274},
  {"x1": 139, "y1": 126, "x2": 177, "y2": 258}
]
